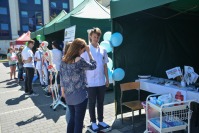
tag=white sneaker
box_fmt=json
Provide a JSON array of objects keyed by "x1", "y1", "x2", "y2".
[{"x1": 29, "y1": 92, "x2": 39, "y2": 97}]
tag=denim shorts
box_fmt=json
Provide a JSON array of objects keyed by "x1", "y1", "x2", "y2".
[{"x1": 9, "y1": 64, "x2": 16, "y2": 67}]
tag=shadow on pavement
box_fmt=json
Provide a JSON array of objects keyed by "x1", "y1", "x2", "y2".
[
  {"x1": 5, "y1": 80, "x2": 18, "y2": 88},
  {"x1": 0, "y1": 79, "x2": 10, "y2": 83},
  {"x1": 19, "y1": 80, "x2": 66, "y2": 123},
  {"x1": 16, "y1": 113, "x2": 45, "y2": 126},
  {"x1": 2, "y1": 62, "x2": 9, "y2": 67},
  {"x1": 6, "y1": 94, "x2": 29, "y2": 105}
]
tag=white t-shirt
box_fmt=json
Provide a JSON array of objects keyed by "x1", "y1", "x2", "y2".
[
  {"x1": 81, "y1": 44, "x2": 109, "y2": 87},
  {"x1": 51, "y1": 49, "x2": 62, "y2": 71},
  {"x1": 21, "y1": 46, "x2": 34, "y2": 68},
  {"x1": 34, "y1": 50, "x2": 43, "y2": 70}
]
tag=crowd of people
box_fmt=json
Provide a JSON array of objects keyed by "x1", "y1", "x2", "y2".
[{"x1": 7, "y1": 27, "x2": 110, "y2": 133}]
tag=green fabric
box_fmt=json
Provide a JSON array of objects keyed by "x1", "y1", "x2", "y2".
[
  {"x1": 35, "y1": 28, "x2": 44, "y2": 38},
  {"x1": 110, "y1": 0, "x2": 176, "y2": 18},
  {"x1": 111, "y1": 1, "x2": 199, "y2": 115},
  {"x1": 169, "y1": 0, "x2": 199, "y2": 12}
]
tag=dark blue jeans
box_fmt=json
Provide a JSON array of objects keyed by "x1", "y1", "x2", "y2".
[
  {"x1": 18, "y1": 64, "x2": 24, "y2": 79},
  {"x1": 87, "y1": 85, "x2": 106, "y2": 123},
  {"x1": 67, "y1": 99, "x2": 88, "y2": 133},
  {"x1": 24, "y1": 67, "x2": 34, "y2": 94}
]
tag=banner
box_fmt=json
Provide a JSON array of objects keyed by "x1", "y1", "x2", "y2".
[{"x1": 64, "y1": 25, "x2": 76, "y2": 43}]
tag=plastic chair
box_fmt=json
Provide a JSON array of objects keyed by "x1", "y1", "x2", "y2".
[{"x1": 120, "y1": 82, "x2": 143, "y2": 127}]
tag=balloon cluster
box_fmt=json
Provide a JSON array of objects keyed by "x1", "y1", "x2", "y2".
[
  {"x1": 100, "y1": 31, "x2": 123, "y2": 53},
  {"x1": 101, "y1": 31, "x2": 125, "y2": 82}
]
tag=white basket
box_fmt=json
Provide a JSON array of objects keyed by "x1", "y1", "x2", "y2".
[{"x1": 164, "y1": 108, "x2": 193, "y2": 122}]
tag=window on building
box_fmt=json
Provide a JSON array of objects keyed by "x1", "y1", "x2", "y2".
[
  {"x1": 21, "y1": 11, "x2": 28, "y2": 17},
  {"x1": 20, "y1": 0, "x2": 28, "y2": 4},
  {"x1": 0, "y1": 31, "x2": 9, "y2": 37},
  {"x1": 63, "y1": 3, "x2": 68, "y2": 9},
  {"x1": 1, "y1": 24, "x2": 9, "y2": 30},
  {"x1": 29, "y1": 18, "x2": 34, "y2": 31},
  {"x1": 35, "y1": 0, "x2": 41, "y2": 5},
  {"x1": 35, "y1": 12, "x2": 43, "y2": 25},
  {"x1": 51, "y1": 2, "x2": 56, "y2": 8},
  {"x1": 36, "y1": 26, "x2": 42, "y2": 30},
  {"x1": 0, "y1": 7, "x2": 7, "y2": 15},
  {"x1": 22, "y1": 25, "x2": 29, "y2": 31}
]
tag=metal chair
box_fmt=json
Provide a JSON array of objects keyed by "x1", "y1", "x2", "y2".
[{"x1": 120, "y1": 82, "x2": 143, "y2": 127}]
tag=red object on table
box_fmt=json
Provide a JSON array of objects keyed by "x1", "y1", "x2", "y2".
[{"x1": 175, "y1": 91, "x2": 184, "y2": 105}]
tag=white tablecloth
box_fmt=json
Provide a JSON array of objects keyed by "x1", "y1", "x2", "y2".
[{"x1": 139, "y1": 77, "x2": 199, "y2": 102}]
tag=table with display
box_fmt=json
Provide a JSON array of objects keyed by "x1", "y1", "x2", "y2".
[
  {"x1": 139, "y1": 77, "x2": 199, "y2": 102},
  {"x1": 139, "y1": 77, "x2": 199, "y2": 132}
]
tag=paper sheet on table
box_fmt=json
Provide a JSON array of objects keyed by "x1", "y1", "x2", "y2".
[{"x1": 166, "y1": 67, "x2": 182, "y2": 79}]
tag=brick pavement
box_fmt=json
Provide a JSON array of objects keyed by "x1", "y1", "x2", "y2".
[{"x1": 0, "y1": 62, "x2": 146, "y2": 133}]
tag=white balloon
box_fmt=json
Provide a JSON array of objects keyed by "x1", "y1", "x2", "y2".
[
  {"x1": 100, "y1": 41, "x2": 113, "y2": 53},
  {"x1": 103, "y1": 31, "x2": 112, "y2": 41}
]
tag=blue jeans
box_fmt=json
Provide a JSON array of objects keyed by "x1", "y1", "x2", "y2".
[
  {"x1": 18, "y1": 67, "x2": 24, "y2": 79},
  {"x1": 67, "y1": 99, "x2": 88, "y2": 133}
]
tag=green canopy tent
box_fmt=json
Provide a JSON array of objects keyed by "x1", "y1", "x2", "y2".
[
  {"x1": 32, "y1": 0, "x2": 111, "y2": 44},
  {"x1": 31, "y1": 10, "x2": 67, "y2": 39},
  {"x1": 110, "y1": 0, "x2": 199, "y2": 117}
]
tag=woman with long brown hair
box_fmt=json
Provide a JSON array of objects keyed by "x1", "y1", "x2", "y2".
[
  {"x1": 7, "y1": 47, "x2": 17, "y2": 80},
  {"x1": 60, "y1": 38, "x2": 96, "y2": 133}
]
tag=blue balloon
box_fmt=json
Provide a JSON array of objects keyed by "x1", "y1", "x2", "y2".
[
  {"x1": 103, "y1": 31, "x2": 112, "y2": 41},
  {"x1": 108, "y1": 68, "x2": 113, "y2": 83},
  {"x1": 110, "y1": 32, "x2": 123, "y2": 47},
  {"x1": 107, "y1": 57, "x2": 113, "y2": 69},
  {"x1": 112, "y1": 68, "x2": 125, "y2": 81},
  {"x1": 100, "y1": 41, "x2": 113, "y2": 53}
]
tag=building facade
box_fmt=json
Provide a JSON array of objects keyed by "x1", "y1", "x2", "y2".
[{"x1": 0, "y1": 0, "x2": 70, "y2": 54}]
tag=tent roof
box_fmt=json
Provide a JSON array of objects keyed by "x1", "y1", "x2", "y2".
[
  {"x1": 71, "y1": 0, "x2": 110, "y2": 19},
  {"x1": 17, "y1": 31, "x2": 31, "y2": 41},
  {"x1": 110, "y1": 0, "x2": 176, "y2": 18},
  {"x1": 54, "y1": 0, "x2": 110, "y2": 32},
  {"x1": 31, "y1": 10, "x2": 67, "y2": 38},
  {"x1": 58, "y1": 0, "x2": 110, "y2": 22},
  {"x1": 110, "y1": 0, "x2": 199, "y2": 19},
  {"x1": 31, "y1": 0, "x2": 110, "y2": 39},
  {"x1": 45, "y1": 10, "x2": 67, "y2": 28}
]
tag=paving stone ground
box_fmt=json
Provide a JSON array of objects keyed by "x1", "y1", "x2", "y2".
[{"x1": 0, "y1": 62, "x2": 146, "y2": 133}]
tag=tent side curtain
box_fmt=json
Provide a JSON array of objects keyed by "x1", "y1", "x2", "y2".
[
  {"x1": 110, "y1": 0, "x2": 176, "y2": 18},
  {"x1": 54, "y1": 17, "x2": 71, "y2": 32},
  {"x1": 112, "y1": 3, "x2": 199, "y2": 115}
]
